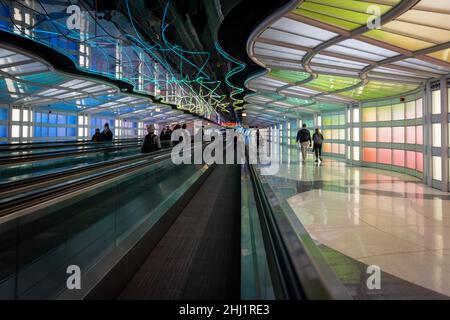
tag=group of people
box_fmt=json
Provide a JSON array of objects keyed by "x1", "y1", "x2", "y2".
[
  {"x1": 141, "y1": 123, "x2": 189, "y2": 153},
  {"x1": 296, "y1": 124, "x2": 324, "y2": 163},
  {"x1": 91, "y1": 123, "x2": 113, "y2": 142}
]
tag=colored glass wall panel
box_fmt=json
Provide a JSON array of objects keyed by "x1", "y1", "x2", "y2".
[
  {"x1": 406, "y1": 151, "x2": 416, "y2": 170},
  {"x1": 392, "y1": 127, "x2": 405, "y2": 143},
  {"x1": 362, "y1": 108, "x2": 376, "y2": 122},
  {"x1": 393, "y1": 150, "x2": 405, "y2": 167},
  {"x1": 323, "y1": 143, "x2": 332, "y2": 153},
  {"x1": 416, "y1": 99, "x2": 423, "y2": 118},
  {"x1": 405, "y1": 101, "x2": 415, "y2": 119},
  {"x1": 377, "y1": 149, "x2": 392, "y2": 165},
  {"x1": 392, "y1": 103, "x2": 405, "y2": 120},
  {"x1": 377, "y1": 105, "x2": 391, "y2": 121},
  {"x1": 378, "y1": 127, "x2": 392, "y2": 143},
  {"x1": 339, "y1": 144, "x2": 345, "y2": 155},
  {"x1": 416, "y1": 126, "x2": 423, "y2": 145},
  {"x1": 406, "y1": 126, "x2": 416, "y2": 144},
  {"x1": 363, "y1": 148, "x2": 376, "y2": 162},
  {"x1": 332, "y1": 143, "x2": 339, "y2": 154},
  {"x1": 323, "y1": 130, "x2": 332, "y2": 140},
  {"x1": 363, "y1": 128, "x2": 376, "y2": 142},
  {"x1": 416, "y1": 152, "x2": 424, "y2": 173}
]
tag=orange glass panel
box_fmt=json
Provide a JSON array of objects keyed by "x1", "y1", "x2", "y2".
[
  {"x1": 323, "y1": 143, "x2": 332, "y2": 153},
  {"x1": 363, "y1": 128, "x2": 377, "y2": 142},
  {"x1": 363, "y1": 148, "x2": 376, "y2": 163}
]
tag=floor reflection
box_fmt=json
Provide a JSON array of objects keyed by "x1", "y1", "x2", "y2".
[{"x1": 260, "y1": 144, "x2": 450, "y2": 299}]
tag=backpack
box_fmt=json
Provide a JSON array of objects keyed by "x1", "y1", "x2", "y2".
[
  {"x1": 142, "y1": 133, "x2": 158, "y2": 153},
  {"x1": 313, "y1": 133, "x2": 323, "y2": 145}
]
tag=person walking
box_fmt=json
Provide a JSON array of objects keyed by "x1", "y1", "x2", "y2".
[
  {"x1": 312, "y1": 128, "x2": 324, "y2": 163},
  {"x1": 296, "y1": 124, "x2": 311, "y2": 162}
]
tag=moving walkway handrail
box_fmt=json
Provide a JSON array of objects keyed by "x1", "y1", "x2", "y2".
[
  {"x1": 0, "y1": 138, "x2": 142, "y2": 151},
  {"x1": 0, "y1": 147, "x2": 176, "y2": 218},
  {"x1": 247, "y1": 162, "x2": 351, "y2": 300},
  {"x1": 0, "y1": 147, "x2": 171, "y2": 196},
  {"x1": 0, "y1": 141, "x2": 142, "y2": 165}
]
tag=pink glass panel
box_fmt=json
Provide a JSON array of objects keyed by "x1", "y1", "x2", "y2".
[
  {"x1": 377, "y1": 149, "x2": 392, "y2": 165},
  {"x1": 392, "y1": 127, "x2": 405, "y2": 143},
  {"x1": 393, "y1": 150, "x2": 405, "y2": 167},
  {"x1": 377, "y1": 127, "x2": 392, "y2": 143},
  {"x1": 406, "y1": 151, "x2": 416, "y2": 170},
  {"x1": 406, "y1": 126, "x2": 416, "y2": 144},
  {"x1": 416, "y1": 152, "x2": 424, "y2": 172},
  {"x1": 416, "y1": 126, "x2": 423, "y2": 145}
]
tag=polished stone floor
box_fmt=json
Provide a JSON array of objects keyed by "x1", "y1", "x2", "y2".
[{"x1": 259, "y1": 145, "x2": 450, "y2": 299}]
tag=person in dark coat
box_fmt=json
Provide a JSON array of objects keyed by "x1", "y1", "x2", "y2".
[
  {"x1": 141, "y1": 124, "x2": 161, "y2": 153},
  {"x1": 91, "y1": 128, "x2": 101, "y2": 142},
  {"x1": 100, "y1": 123, "x2": 113, "y2": 141}
]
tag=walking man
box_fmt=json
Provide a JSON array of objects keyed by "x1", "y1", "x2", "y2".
[{"x1": 296, "y1": 124, "x2": 311, "y2": 162}]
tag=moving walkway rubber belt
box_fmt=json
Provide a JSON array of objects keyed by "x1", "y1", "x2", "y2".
[{"x1": 0, "y1": 150, "x2": 174, "y2": 217}]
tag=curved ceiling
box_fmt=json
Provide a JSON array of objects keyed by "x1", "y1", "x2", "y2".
[
  {"x1": 244, "y1": 0, "x2": 450, "y2": 127},
  {"x1": 0, "y1": 43, "x2": 197, "y2": 124}
]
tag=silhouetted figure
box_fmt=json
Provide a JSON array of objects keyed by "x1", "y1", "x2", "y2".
[
  {"x1": 296, "y1": 124, "x2": 311, "y2": 162},
  {"x1": 100, "y1": 123, "x2": 113, "y2": 141},
  {"x1": 91, "y1": 128, "x2": 101, "y2": 142},
  {"x1": 141, "y1": 124, "x2": 161, "y2": 153},
  {"x1": 312, "y1": 128, "x2": 324, "y2": 163}
]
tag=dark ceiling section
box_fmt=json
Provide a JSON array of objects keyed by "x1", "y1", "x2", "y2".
[{"x1": 218, "y1": 0, "x2": 291, "y2": 100}]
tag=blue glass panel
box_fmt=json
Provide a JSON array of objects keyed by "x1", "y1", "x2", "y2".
[
  {"x1": 67, "y1": 128, "x2": 76, "y2": 136},
  {"x1": 49, "y1": 127, "x2": 57, "y2": 137},
  {"x1": 67, "y1": 115, "x2": 77, "y2": 125},
  {"x1": 41, "y1": 113, "x2": 49, "y2": 123},
  {"x1": 41, "y1": 127, "x2": 48, "y2": 136},
  {"x1": 34, "y1": 112, "x2": 42, "y2": 123},
  {"x1": 57, "y1": 128, "x2": 66, "y2": 137},
  {"x1": 34, "y1": 126, "x2": 42, "y2": 137},
  {"x1": 49, "y1": 114, "x2": 57, "y2": 124},
  {"x1": 0, "y1": 108, "x2": 7, "y2": 121},
  {"x1": 0, "y1": 125, "x2": 7, "y2": 138},
  {"x1": 57, "y1": 114, "x2": 66, "y2": 124}
]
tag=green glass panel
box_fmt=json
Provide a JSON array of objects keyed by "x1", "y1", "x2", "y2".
[
  {"x1": 17, "y1": 72, "x2": 68, "y2": 86},
  {"x1": 306, "y1": 0, "x2": 393, "y2": 14},
  {"x1": 268, "y1": 69, "x2": 310, "y2": 84},
  {"x1": 339, "y1": 81, "x2": 419, "y2": 100},
  {"x1": 364, "y1": 30, "x2": 434, "y2": 51},
  {"x1": 304, "y1": 74, "x2": 360, "y2": 92},
  {"x1": 292, "y1": 8, "x2": 360, "y2": 30}
]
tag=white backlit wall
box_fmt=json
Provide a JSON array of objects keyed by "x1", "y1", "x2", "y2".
[
  {"x1": 427, "y1": 78, "x2": 450, "y2": 191},
  {"x1": 11, "y1": 106, "x2": 33, "y2": 143}
]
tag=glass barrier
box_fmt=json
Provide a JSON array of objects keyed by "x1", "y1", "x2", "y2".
[{"x1": 0, "y1": 158, "x2": 208, "y2": 299}]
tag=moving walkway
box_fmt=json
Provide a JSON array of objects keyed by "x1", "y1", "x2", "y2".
[{"x1": 0, "y1": 141, "x2": 349, "y2": 300}]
